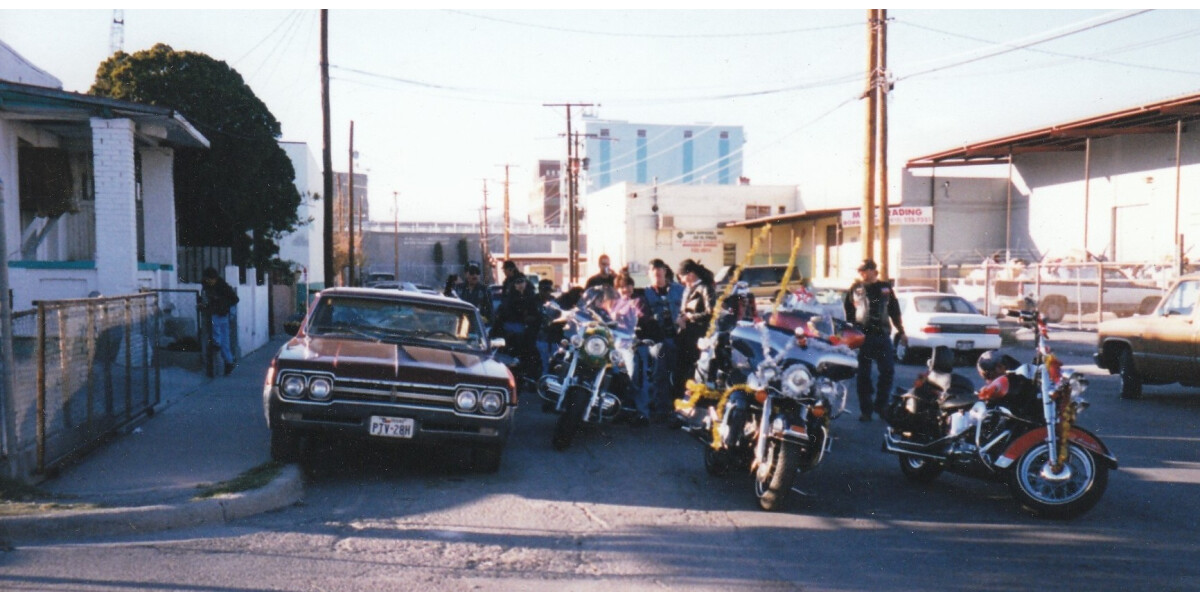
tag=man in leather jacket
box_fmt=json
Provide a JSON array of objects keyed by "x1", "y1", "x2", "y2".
[{"x1": 843, "y1": 259, "x2": 906, "y2": 422}]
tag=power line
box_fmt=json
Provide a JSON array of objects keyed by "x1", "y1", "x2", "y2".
[
  {"x1": 895, "y1": 9, "x2": 1152, "y2": 82},
  {"x1": 896, "y1": 17, "x2": 1200, "y2": 76},
  {"x1": 233, "y1": 10, "x2": 299, "y2": 67},
  {"x1": 446, "y1": 10, "x2": 861, "y2": 39}
]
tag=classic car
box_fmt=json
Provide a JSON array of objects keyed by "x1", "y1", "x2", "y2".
[
  {"x1": 1094, "y1": 273, "x2": 1200, "y2": 400},
  {"x1": 263, "y1": 287, "x2": 517, "y2": 472}
]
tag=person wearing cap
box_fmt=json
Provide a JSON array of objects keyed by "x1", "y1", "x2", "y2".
[
  {"x1": 200, "y1": 267, "x2": 239, "y2": 375},
  {"x1": 843, "y1": 258, "x2": 906, "y2": 421},
  {"x1": 456, "y1": 263, "x2": 494, "y2": 325}
]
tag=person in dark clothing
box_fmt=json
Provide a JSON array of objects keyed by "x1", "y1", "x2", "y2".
[
  {"x1": 843, "y1": 258, "x2": 907, "y2": 421},
  {"x1": 443, "y1": 274, "x2": 460, "y2": 298},
  {"x1": 675, "y1": 259, "x2": 715, "y2": 400},
  {"x1": 455, "y1": 263, "x2": 494, "y2": 325},
  {"x1": 493, "y1": 274, "x2": 542, "y2": 388},
  {"x1": 584, "y1": 254, "x2": 615, "y2": 289},
  {"x1": 200, "y1": 267, "x2": 240, "y2": 375}
]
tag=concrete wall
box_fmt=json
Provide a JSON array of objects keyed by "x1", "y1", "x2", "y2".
[{"x1": 898, "y1": 172, "x2": 1027, "y2": 266}]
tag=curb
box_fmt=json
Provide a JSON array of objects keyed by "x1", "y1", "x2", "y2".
[{"x1": 0, "y1": 465, "x2": 303, "y2": 545}]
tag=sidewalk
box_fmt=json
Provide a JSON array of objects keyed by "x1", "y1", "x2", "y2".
[{"x1": 0, "y1": 338, "x2": 302, "y2": 544}]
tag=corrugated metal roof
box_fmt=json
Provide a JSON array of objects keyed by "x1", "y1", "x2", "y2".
[{"x1": 907, "y1": 91, "x2": 1200, "y2": 168}]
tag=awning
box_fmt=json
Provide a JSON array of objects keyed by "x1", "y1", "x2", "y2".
[{"x1": 907, "y1": 92, "x2": 1200, "y2": 168}]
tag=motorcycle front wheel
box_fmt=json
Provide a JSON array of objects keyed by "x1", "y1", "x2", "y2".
[
  {"x1": 1008, "y1": 442, "x2": 1109, "y2": 519},
  {"x1": 551, "y1": 387, "x2": 590, "y2": 451},
  {"x1": 754, "y1": 439, "x2": 801, "y2": 511}
]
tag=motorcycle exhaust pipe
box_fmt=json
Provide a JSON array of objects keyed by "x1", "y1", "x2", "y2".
[
  {"x1": 537, "y1": 375, "x2": 562, "y2": 403},
  {"x1": 882, "y1": 430, "x2": 947, "y2": 461}
]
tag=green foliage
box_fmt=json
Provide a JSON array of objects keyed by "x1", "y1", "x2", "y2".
[
  {"x1": 456, "y1": 238, "x2": 470, "y2": 268},
  {"x1": 89, "y1": 44, "x2": 301, "y2": 270}
]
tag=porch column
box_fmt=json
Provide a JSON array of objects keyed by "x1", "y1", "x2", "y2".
[
  {"x1": 90, "y1": 118, "x2": 138, "y2": 296},
  {"x1": 140, "y1": 147, "x2": 177, "y2": 278}
]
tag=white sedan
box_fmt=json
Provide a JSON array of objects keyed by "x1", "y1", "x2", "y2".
[{"x1": 893, "y1": 292, "x2": 1001, "y2": 364}]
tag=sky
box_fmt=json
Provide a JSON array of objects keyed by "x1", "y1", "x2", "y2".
[{"x1": 4, "y1": 8, "x2": 1200, "y2": 225}]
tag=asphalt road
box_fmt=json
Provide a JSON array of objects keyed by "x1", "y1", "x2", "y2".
[{"x1": 1, "y1": 335, "x2": 1198, "y2": 591}]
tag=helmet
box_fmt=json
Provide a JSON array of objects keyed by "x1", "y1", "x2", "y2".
[{"x1": 977, "y1": 350, "x2": 1018, "y2": 374}]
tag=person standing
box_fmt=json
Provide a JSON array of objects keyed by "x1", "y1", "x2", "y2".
[
  {"x1": 843, "y1": 259, "x2": 907, "y2": 422},
  {"x1": 675, "y1": 259, "x2": 715, "y2": 401},
  {"x1": 200, "y1": 267, "x2": 240, "y2": 375},
  {"x1": 493, "y1": 274, "x2": 542, "y2": 388},
  {"x1": 641, "y1": 260, "x2": 684, "y2": 423},
  {"x1": 585, "y1": 254, "x2": 615, "y2": 289},
  {"x1": 456, "y1": 262, "x2": 494, "y2": 325}
]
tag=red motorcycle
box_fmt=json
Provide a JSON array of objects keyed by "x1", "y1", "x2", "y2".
[{"x1": 881, "y1": 311, "x2": 1117, "y2": 519}]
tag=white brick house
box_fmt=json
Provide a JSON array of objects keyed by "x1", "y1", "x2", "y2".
[{"x1": 0, "y1": 41, "x2": 209, "y2": 310}]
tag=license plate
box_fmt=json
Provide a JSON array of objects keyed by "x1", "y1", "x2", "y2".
[
  {"x1": 369, "y1": 416, "x2": 414, "y2": 438},
  {"x1": 955, "y1": 340, "x2": 975, "y2": 351}
]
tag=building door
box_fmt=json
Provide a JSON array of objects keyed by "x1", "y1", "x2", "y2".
[{"x1": 824, "y1": 225, "x2": 838, "y2": 277}]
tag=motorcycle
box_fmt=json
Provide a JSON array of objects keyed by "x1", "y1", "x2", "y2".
[
  {"x1": 537, "y1": 287, "x2": 638, "y2": 450},
  {"x1": 881, "y1": 310, "x2": 1118, "y2": 519},
  {"x1": 677, "y1": 299, "x2": 857, "y2": 511}
]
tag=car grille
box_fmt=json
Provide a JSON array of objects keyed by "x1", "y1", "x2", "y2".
[
  {"x1": 938, "y1": 324, "x2": 988, "y2": 334},
  {"x1": 332, "y1": 378, "x2": 457, "y2": 406}
]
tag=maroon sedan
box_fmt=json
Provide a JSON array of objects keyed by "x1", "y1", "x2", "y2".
[{"x1": 263, "y1": 287, "x2": 517, "y2": 472}]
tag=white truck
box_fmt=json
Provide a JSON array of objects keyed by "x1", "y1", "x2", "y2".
[{"x1": 984, "y1": 264, "x2": 1165, "y2": 323}]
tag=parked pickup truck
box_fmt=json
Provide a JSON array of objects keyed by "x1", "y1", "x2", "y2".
[
  {"x1": 1094, "y1": 274, "x2": 1200, "y2": 399},
  {"x1": 987, "y1": 265, "x2": 1165, "y2": 323}
]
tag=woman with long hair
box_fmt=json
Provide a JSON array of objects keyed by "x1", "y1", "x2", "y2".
[{"x1": 674, "y1": 259, "x2": 715, "y2": 399}]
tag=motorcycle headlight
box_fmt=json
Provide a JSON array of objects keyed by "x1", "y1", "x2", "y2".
[
  {"x1": 308, "y1": 376, "x2": 333, "y2": 400},
  {"x1": 609, "y1": 349, "x2": 622, "y2": 365},
  {"x1": 280, "y1": 374, "x2": 306, "y2": 399},
  {"x1": 782, "y1": 365, "x2": 813, "y2": 396},
  {"x1": 584, "y1": 335, "x2": 609, "y2": 357},
  {"x1": 479, "y1": 390, "x2": 505, "y2": 415},
  {"x1": 757, "y1": 365, "x2": 780, "y2": 385},
  {"x1": 455, "y1": 389, "x2": 479, "y2": 412},
  {"x1": 571, "y1": 335, "x2": 584, "y2": 348}
]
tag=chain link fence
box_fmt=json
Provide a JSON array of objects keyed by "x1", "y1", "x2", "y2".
[{"x1": 8, "y1": 293, "x2": 160, "y2": 476}]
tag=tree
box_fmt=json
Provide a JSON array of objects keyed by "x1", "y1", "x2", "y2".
[
  {"x1": 456, "y1": 238, "x2": 470, "y2": 269},
  {"x1": 432, "y1": 241, "x2": 445, "y2": 280},
  {"x1": 89, "y1": 44, "x2": 301, "y2": 270}
]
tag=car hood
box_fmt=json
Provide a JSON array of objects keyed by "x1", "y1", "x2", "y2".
[
  {"x1": 275, "y1": 336, "x2": 510, "y2": 387},
  {"x1": 1097, "y1": 314, "x2": 1158, "y2": 339}
]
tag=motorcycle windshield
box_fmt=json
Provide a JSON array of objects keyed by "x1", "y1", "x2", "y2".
[{"x1": 574, "y1": 287, "x2": 636, "y2": 338}]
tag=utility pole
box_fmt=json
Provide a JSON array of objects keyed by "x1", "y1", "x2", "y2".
[
  {"x1": 877, "y1": 9, "x2": 891, "y2": 280},
  {"x1": 393, "y1": 191, "x2": 400, "y2": 279},
  {"x1": 480, "y1": 180, "x2": 492, "y2": 283},
  {"x1": 861, "y1": 9, "x2": 879, "y2": 270},
  {"x1": 544, "y1": 102, "x2": 594, "y2": 286},
  {"x1": 347, "y1": 120, "x2": 356, "y2": 286},
  {"x1": 321, "y1": 9, "x2": 335, "y2": 288},
  {"x1": 497, "y1": 164, "x2": 516, "y2": 261}
]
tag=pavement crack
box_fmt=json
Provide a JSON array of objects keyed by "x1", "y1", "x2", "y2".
[{"x1": 575, "y1": 503, "x2": 611, "y2": 529}]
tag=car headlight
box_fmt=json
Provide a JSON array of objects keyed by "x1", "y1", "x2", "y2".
[
  {"x1": 782, "y1": 365, "x2": 813, "y2": 396},
  {"x1": 280, "y1": 374, "x2": 306, "y2": 399},
  {"x1": 308, "y1": 377, "x2": 333, "y2": 400},
  {"x1": 584, "y1": 335, "x2": 609, "y2": 357},
  {"x1": 480, "y1": 390, "x2": 505, "y2": 415},
  {"x1": 455, "y1": 389, "x2": 479, "y2": 412}
]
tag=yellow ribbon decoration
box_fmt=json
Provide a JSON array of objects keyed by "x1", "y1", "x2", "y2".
[
  {"x1": 771, "y1": 237, "x2": 804, "y2": 314},
  {"x1": 705, "y1": 224, "x2": 771, "y2": 339}
]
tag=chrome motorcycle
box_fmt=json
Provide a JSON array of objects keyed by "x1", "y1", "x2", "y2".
[
  {"x1": 678, "y1": 311, "x2": 857, "y2": 511},
  {"x1": 538, "y1": 287, "x2": 636, "y2": 450},
  {"x1": 881, "y1": 310, "x2": 1117, "y2": 519}
]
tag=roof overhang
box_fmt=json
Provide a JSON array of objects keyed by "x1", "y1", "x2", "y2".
[
  {"x1": 719, "y1": 207, "x2": 846, "y2": 229},
  {"x1": 907, "y1": 92, "x2": 1200, "y2": 169},
  {"x1": 0, "y1": 80, "x2": 210, "y2": 148}
]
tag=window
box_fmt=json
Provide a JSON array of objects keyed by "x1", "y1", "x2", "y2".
[
  {"x1": 1161, "y1": 280, "x2": 1199, "y2": 316},
  {"x1": 745, "y1": 205, "x2": 771, "y2": 220}
]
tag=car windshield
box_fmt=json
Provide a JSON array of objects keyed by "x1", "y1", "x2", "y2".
[
  {"x1": 913, "y1": 295, "x2": 978, "y2": 314},
  {"x1": 307, "y1": 296, "x2": 485, "y2": 348},
  {"x1": 1160, "y1": 280, "x2": 1200, "y2": 316}
]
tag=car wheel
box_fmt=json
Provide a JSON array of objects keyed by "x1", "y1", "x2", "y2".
[
  {"x1": 270, "y1": 426, "x2": 302, "y2": 463},
  {"x1": 1039, "y1": 296, "x2": 1067, "y2": 324},
  {"x1": 1117, "y1": 347, "x2": 1143, "y2": 400}
]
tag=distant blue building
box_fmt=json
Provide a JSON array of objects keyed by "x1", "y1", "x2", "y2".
[{"x1": 582, "y1": 119, "x2": 746, "y2": 192}]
